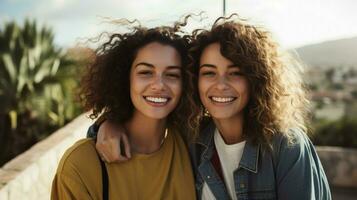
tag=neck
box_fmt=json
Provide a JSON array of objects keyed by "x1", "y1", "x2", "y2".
[
  {"x1": 213, "y1": 114, "x2": 245, "y2": 144},
  {"x1": 125, "y1": 111, "x2": 167, "y2": 154}
]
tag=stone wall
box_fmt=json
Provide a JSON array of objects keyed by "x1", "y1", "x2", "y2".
[
  {"x1": 0, "y1": 114, "x2": 92, "y2": 200},
  {"x1": 316, "y1": 146, "x2": 357, "y2": 188},
  {"x1": 0, "y1": 114, "x2": 356, "y2": 199}
]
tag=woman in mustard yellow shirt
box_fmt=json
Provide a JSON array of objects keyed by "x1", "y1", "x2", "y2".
[{"x1": 51, "y1": 20, "x2": 198, "y2": 200}]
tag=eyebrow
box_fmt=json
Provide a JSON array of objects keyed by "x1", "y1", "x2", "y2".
[
  {"x1": 199, "y1": 64, "x2": 216, "y2": 69},
  {"x1": 166, "y1": 66, "x2": 181, "y2": 70},
  {"x1": 199, "y1": 64, "x2": 239, "y2": 69},
  {"x1": 135, "y1": 62, "x2": 154, "y2": 68},
  {"x1": 135, "y1": 62, "x2": 181, "y2": 69}
]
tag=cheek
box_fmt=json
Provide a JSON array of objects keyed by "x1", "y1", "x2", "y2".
[
  {"x1": 198, "y1": 81, "x2": 210, "y2": 107},
  {"x1": 168, "y1": 80, "x2": 182, "y2": 97},
  {"x1": 198, "y1": 79, "x2": 208, "y2": 98},
  {"x1": 238, "y1": 80, "x2": 250, "y2": 103},
  {"x1": 238, "y1": 85, "x2": 249, "y2": 95},
  {"x1": 241, "y1": 79, "x2": 250, "y2": 95},
  {"x1": 130, "y1": 79, "x2": 140, "y2": 104},
  {"x1": 130, "y1": 76, "x2": 140, "y2": 94},
  {"x1": 129, "y1": 70, "x2": 136, "y2": 90},
  {"x1": 131, "y1": 76, "x2": 150, "y2": 93}
]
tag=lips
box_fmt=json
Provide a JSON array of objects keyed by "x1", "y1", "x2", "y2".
[
  {"x1": 209, "y1": 96, "x2": 237, "y2": 103},
  {"x1": 144, "y1": 96, "x2": 171, "y2": 106}
]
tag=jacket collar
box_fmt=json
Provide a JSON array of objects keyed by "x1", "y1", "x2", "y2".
[
  {"x1": 239, "y1": 140, "x2": 260, "y2": 173},
  {"x1": 196, "y1": 120, "x2": 216, "y2": 148},
  {"x1": 196, "y1": 120, "x2": 260, "y2": 173}
]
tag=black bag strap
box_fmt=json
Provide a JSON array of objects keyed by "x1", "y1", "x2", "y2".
[{"x1": 97, "y1": 151, "x2": 109, "y2": 200}]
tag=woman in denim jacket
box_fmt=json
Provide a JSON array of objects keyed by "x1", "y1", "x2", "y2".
[{"x1": 88, "y1": 15, "x2": 331, "y2": 200}]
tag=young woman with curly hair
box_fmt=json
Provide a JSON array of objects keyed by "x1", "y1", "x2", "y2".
[
  {"x1": 88, "y1": 15, "x2": 331, "y2": 199},
  {"x1": 51, "y1": 21, "x2": 198, "y2": 199}
]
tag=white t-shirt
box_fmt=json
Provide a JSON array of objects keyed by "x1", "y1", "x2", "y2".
[{"x1": 201, "y1": 129, "x2": 246, "y2": 200}]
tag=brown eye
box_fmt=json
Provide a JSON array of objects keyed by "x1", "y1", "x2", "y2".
[
  {"x1": 229, "y1": 71, "x2": 244, "y2": 76},
  {"x1": 138, "y1": 70, "x2": 153, "y2": 76},
  {"x1": 166, "y1": 73, "x2": 181, "y2": 79},
  {"x1": 200, "y1": 71, "x2": 215, "y2": 76}
]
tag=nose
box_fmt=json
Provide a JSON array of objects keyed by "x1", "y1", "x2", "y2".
[
  {"x1": 214, "y1": 75, "x2": 229, "y2": 91},
  {"x1": 150, "y1": 75, "x2": 165, "y2": 91}
]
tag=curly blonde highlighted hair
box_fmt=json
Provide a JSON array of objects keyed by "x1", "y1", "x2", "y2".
[{"x1": 190, "y1": 14, "x2": 310, "y2": 146}]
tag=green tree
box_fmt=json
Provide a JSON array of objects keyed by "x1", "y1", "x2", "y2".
[
  {"x1": 331, "y1": 83, "x2": 344, "y2": 90},
  {"x1": 312, "y1": 116, "x2": 357, "y2": 148},
  {"x1": 325, "y1": 68, "x2": 335, "y2": 83},
  {"x1": 351, "y1": 90, "x2": 357, "y2": 99},
  {"x1": 0, "y1": 20, "x2": 83, "y2": 165}
]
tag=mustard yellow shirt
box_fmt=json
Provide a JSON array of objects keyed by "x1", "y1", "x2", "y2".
[{"x1": 51, "y1": 131, "x2": 196, "y2": 200}]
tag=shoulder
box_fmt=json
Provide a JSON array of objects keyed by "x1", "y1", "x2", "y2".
[
  {"x1": 271, "y1": 128, "x2": 312, "y2": 156},
  {"x1": 53, "y1": 139, "x2": 103, "y2": 199},
  {"x1": 270, "y1": 130, "x2": 331, "y2": 199},
  {"x1": 171, "y1": 129, "x2": 191, "y2": 153},
  {"x1": 269, "y1": 128, "x2": 323, "y2": 176},
  {"x1": 57, "y1": 138, "x2": 99, "y2": 174}
]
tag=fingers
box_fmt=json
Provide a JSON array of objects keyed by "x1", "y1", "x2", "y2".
[
  {"x1": 95, "y1": 120, "x2": 132, "y2": 163},
  {"x1": 97, "y1": 142, "x2": 126, "y2": 163},
  {"x1": 99, "y1": 152, "x2": 109, "y2": 163},
  {"x1": 96, "y1": 142, "x2": 109, "y2": 162},
  {"x1": 121, "y1": 133, "x2": 131, "y2": 158},
  {"x1": 110, "y1": 136, "x2": 129, "y2": 162}
]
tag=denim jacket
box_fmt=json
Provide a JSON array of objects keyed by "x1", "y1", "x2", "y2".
[
  {"x1": 87, "y1": 122, "x2": 331, "y2": 200},
  {"x1": 189, "y1": 121, "x2": 331, "y2": 200}
]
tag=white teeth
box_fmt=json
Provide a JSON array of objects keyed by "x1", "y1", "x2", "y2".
[
  {"x1": 145, "y1": 96, "x2": 168, "y2": 103},
  {"x1": 211, "y1": 97, "x2": 235, "y2": 103}
]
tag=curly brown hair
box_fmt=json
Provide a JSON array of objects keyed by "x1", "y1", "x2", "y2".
[
  {"x1": 80, "y1": 19, "x2": 200, "y2": 141},
  {"x1": 189, "y1": 14, "x2": 309, "y2": 146}
]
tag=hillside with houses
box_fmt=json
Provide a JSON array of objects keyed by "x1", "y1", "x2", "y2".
[{"x1": 296, "y1": 37, "x2": 357, "y2": 147}]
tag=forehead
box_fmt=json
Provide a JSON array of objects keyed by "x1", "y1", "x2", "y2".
[
  {"x1": 133, "y1": 42, "x2": 181, "y2": 67},
  {"x1": 199, "y1": 43, "x2": 233, "y2": 67}
]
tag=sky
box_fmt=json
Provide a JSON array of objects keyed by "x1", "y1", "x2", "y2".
[{"x1": 1, "y1": 0, "x2": 357, "y2": 49}]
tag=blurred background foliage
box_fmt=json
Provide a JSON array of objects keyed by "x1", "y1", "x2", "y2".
[
  {"x1": 312, "y1": 116, "x2": 357, "y2": 148},
  {"x1": 0, "y1": 19, "x2": 90, "y2": 165}
]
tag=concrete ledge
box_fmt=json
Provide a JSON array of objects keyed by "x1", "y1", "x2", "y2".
[
  {"x1": 316, "y1": 146, "x2": 357, "y2": 188},
  {"x1": 0, "y1": 114, "x2": 93, "y2": 200}
]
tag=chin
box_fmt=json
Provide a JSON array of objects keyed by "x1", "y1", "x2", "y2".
[
  {"x1": 210, "y1": 114, "x2": 234, "y2": 120},
  {"x1": 208, "y1": 109, "x2": 239, "y2": 120},
  {"x1": 142, "y1": 110, "x2": 172, "y2": 120}
]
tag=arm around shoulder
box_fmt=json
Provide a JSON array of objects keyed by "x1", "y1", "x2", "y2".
[{"x1": 273, "y1": 128, "x2": 331, "y2": 200}]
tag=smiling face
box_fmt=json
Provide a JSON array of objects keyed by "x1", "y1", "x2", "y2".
[
  {"x1": 198, "y1": 43, "x2": 250, "y2": 120},
  {"x1": 130, "y1": 42, "x2": 182, "y2": 119}
]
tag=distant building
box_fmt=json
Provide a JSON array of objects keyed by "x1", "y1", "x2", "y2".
[
  {"x1": 310, "y1": 91, "x2": 346, "y2": 102},
  {"x1": 345, "y1": 100, "x2": 357, "y2": 118},
  {"x1": 312, "y1": 101, "x2": 345, "y2": 121}
]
